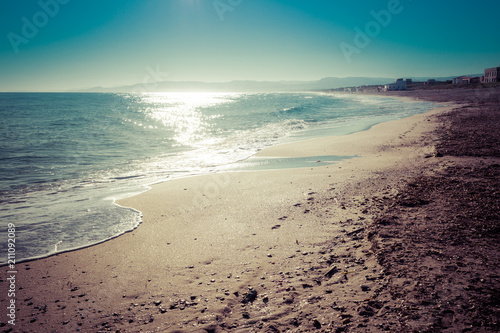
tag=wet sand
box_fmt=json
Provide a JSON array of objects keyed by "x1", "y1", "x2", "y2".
[{"x1": 1, "y1": 87, "x2": 499, "y2": 332}]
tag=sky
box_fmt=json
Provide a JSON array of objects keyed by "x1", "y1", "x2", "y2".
[{"x1": 0, "y1": 0, "x2": 499, "y2": 92}]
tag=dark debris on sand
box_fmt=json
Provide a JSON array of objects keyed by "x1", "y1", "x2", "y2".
[{"x1": 369, "y1": 87, "x2": 500, "y2": 332}]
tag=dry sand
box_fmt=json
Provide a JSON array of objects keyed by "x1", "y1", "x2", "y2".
[{"x1": 1, "y1": 87, "x2": 499, "y2": 332}]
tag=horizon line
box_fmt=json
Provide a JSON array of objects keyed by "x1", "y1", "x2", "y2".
[{"x1": 1, "y1": 73, "x2": 486, "y2": 93}]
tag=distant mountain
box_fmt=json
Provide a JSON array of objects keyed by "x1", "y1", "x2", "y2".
[
  {"x1": 74, "y1": 77, "x2": 395, "y2": 93},
  {"x1": 74, "y1": 74, "x2": 483, "y2": 93}
]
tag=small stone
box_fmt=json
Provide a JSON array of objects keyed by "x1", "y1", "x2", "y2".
[
  {"x1": 242, "y1": 289, "x2": 258, "y2": 304},
  {"x1": 358, "y1": 305, "x2": 375, "y2": 317},
  {"x1": 361, "y1": 285, "x2": 371, "y2": 292}
]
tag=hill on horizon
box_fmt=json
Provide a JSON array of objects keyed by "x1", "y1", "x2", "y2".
[
  {"x1": 73, "y1": 77, "x2": 395, "y2": 93},
  {"x1": 72, "y1": 74, "x2": 483, "y2": 93}
]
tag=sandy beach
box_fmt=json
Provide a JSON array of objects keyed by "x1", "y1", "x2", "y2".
[{"x1": 1, "y1": 87, "x2": 499, "y2": 332}]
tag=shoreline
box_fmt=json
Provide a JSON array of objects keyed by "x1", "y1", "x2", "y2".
[
  {"x1": 1, "y1": 88, "x2": 497, "y2": 332},
  {"x1": 0, "y1": 93, "x2": 436, "y2": 267},
  {"x1": 0, "y1": 92, "x2": 435, "y2": 268}
]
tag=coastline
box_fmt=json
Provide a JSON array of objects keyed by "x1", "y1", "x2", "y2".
[
  {"x1": 0, "y1": 92, "x2": 434, "y2": 267},
  {"x1": 1, "y1": 88, "x2": 498, "y2": 332},
  {"x1": 0, "y1": 92, "x2": 433, "y2": 267}
]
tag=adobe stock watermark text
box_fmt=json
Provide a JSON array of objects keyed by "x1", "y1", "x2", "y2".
[
  {"x1": 213, "y1": 0, "x2": 243, "y2": 21},
  {"x1": 6, "y1": 223, "x2": 17, "y2": 326},
  {"x1": 340, "y1": 0, "x2": 407, "y2": 64},
  {"x1": 7, "y1": 0, "x2": 71, "y2": 54}
]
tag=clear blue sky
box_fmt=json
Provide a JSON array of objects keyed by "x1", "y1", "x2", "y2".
[{"x1": 1, "y1": 0, "x2": 499, "y2": 91}]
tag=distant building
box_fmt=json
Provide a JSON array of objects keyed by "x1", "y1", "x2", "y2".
[
  {"x1": 467, "y1": 77, "x2": 481, "y2": 84},
  {"x1": 483, "y1": 65, "x2": 500, "y2": 83},
  {"x1": 384, "y1": 78, "x2": 407, "y2": 91},
  {"x1": 406, "y1": 79, "x2": 413, "y2": 85},
  {"x1": 453, "y1": 76, "x2": 481, "y2": 85},
  {"x1": 425, "y1": 79, "x2": 436, "y2": 85},
  {"x1": 453, "y1": 76, "x2": 464, "y2": 84},
  {"x1": 453, "y1": 76, "x2": 468, "y2": 84}
]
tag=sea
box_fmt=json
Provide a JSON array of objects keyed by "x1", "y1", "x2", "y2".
[{"x1": 0, "y1": 92, "x2": 435, "y2": 264}]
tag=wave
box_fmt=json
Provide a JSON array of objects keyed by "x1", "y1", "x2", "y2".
[{"x1": 280, "y1": 106, "x2": 304, "y2": 114}]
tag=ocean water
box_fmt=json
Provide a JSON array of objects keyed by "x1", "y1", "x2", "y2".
[{"x1": 0, "y1": 92, "x2": 435, "y2": 263}]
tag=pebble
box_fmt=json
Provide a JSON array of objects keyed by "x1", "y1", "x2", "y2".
[{"x1": 241, "y1": 289, "x2": 258, "y2": 304}]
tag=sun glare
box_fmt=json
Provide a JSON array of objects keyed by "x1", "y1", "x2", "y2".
[{"x1": 138, "y1": 92, "x2": 237, "y2": 147}]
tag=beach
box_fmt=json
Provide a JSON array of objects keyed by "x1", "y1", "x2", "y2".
[{"x1": 1, "y1": 87, "x2": 499, "y2": 332}]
